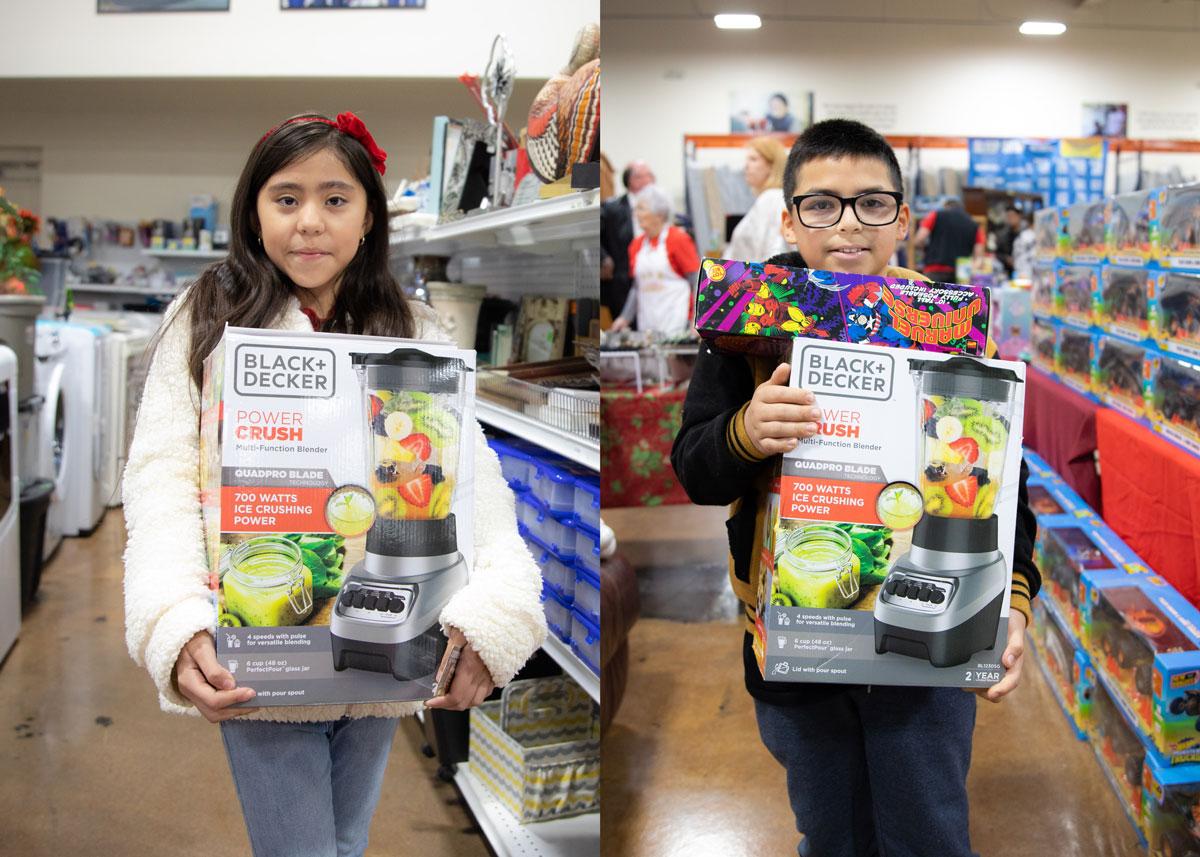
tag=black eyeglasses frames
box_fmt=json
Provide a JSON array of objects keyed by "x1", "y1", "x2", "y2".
[{"x1": 790, "y1": 191, "x2": 904, "y2": 228}]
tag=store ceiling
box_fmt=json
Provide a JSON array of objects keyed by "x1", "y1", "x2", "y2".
[{"x1": 601, "y1": 0, "x2": 1200, "y2": 31}]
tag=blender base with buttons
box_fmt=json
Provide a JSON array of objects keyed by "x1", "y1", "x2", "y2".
[{"x1": 873, "y1": 515, "x2": 1007, "y2": 668}]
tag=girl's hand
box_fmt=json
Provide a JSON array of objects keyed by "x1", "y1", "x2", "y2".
[
  {"x1": 745, "y1": 362, "x2": 821, "y2": 456},
  {"x1": 980, "y1": 610, "x2": 1027, "y2": 703},
  {"x1": 425, "y1": 628, "x2": 496, "y2": 711},
  {"x1": 173, "y1": 631, "x2": 258, "y2": 723}
]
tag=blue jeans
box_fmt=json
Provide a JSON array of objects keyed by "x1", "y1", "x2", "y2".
[
  {"x1": 220, "y1": 716, "x2": 400, "y2": 857},
  {"x1": 755, "y1": 687, "x2": 978, "y2": 857}
]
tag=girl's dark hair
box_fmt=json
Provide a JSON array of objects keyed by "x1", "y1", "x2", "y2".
[{"x1": 166, "y1": 112, "x2": 414, "y2": 389}]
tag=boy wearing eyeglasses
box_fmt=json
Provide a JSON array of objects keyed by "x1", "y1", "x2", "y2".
[{"x1": 670, "y1": 118, "x2": 1039, "y2": 857}]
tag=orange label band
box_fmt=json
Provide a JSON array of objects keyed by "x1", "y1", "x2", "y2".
[
  {"x1": 221, "y1": 485, "x2": 333, "y2": 531},
  {"x1": 780, "y1": 476, "x2": 883, "y2": 525}
]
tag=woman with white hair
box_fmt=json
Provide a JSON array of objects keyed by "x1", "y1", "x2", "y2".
[{"x1": 610, "y1": 184, "x2": 700, "y2": 334}]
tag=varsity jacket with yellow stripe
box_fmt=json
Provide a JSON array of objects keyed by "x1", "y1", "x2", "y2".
[{"x1": 670, "y1": 257, "x2": 1040, "y2": 706}]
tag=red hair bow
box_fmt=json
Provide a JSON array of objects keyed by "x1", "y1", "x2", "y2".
[
  {"x1": 334, "y1": 112, "x2": 387, "y2": 177},
  {"x1": 260, "y1": 111, "x2": 387, "y2": 176}
]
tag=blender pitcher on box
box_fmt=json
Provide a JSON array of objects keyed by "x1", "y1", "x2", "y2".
[
  {"x1": 873, "y1": 356, "x2": 1024, "y2": 668},
  {"x1": 330, "y1": 348, "x2": 470, "y2": 682}
]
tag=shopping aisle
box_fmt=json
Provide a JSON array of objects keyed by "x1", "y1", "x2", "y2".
[
  {"x1": 0, "y1": 512, "x2": 488, "y2": 857},
  {"x1": 602, "y1": 505, "x2": 1145, "y2": 857}
]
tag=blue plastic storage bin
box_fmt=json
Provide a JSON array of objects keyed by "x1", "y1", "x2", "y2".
[
  {"x1": 542, "y1": 583, "x2": 572, "y2": 643},
  {"x1": 573, "y1": 477, "x2": 600, "y2": 532},
  {"x1": 526, "y1": 530, "x2": 575, "y2": 601},
  {"x1": 570, "y1": 608, "x2": 600, "y2": 675},
  {"x1": 574, "y1": 522, "x2": 600, "y2": 574},
  {"x1": 573, "y1": 562, "x2": 600, "y2": 624},
  {"x1": 516, "y1": 492, "x2": 576, "y2": 557},
  {"x1": 531, "y1": 457, "x2": 595, "y2": 515},
  {"x1": 486, "y1": 437, "x2": 542, "y2": 492}
]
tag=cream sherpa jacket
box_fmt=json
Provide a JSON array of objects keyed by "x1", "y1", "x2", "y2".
[{"x1": 123, "y1": 293, "x2": 547, "y2": 722}]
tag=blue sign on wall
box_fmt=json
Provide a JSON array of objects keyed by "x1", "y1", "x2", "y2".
[{"x1": 968, "y1": 138, "x2": 1107, "y2": 206}]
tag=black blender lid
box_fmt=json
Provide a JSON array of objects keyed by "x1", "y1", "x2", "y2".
[
  {"x1": 908, "y1": 356, "x2": 1023, "y2": 385},
  {"x1": 350, "y1": 348, "x2": 468, "y2": 393}
]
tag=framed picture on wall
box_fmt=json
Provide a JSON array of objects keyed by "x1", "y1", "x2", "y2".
[
  {"x1": 99, "y1": 0, "x2": 229, "y2": 10},
  {"x1": 280, "y1": 1, "x2": 426, "y2": 8}
]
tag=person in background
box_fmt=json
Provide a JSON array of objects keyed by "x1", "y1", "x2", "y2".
[
  {"x1": 600, "y1": 152, "x2": 616, "y2": 201},
  {"x1": 725, "y1": 136, "x2": 790, "y2": 264},
  {"x1": 915, "y1": 197, "x2": 985, "y2": 281},
  {"x1": 601, "y1": 159, "x2": 656, "y2": 324},
  {"x1": 766, "y1": 93, "x2": 797, "y2": 132},
  {"x1": 610, "y1": 184, "x2": 700, "y2": 335},
  {"x1": 1011, "y1": 211, "x2": 1037, "y2": 280},
  {"x1": 993, "y1": 204, "x2": 1024, "y2": 277}
]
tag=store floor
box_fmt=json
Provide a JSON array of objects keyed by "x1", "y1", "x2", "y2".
[
  {"x1": 0, "y1": 511, "x2": 488, "y2": 857},
  {"x1": 603, "y1": 505, "x2": 1145, "y2": 857}
]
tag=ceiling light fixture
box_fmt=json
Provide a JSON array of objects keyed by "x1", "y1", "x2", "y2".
[
  {"x1": 714, "y1": 13, "x2": 762, "y2": 29},
  {"x1": 1019, "y1": 20, "x2": 1066, "y2": 36}
]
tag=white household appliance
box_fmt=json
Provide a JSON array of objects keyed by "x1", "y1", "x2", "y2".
[
  {"x1": 33, "y1": 323, "x2": 69, "y2": 561},
  {"x1": 72, "y1": 311, "x2": 160, "y2": 506},
  {"x1": 0, "y1": 346, "x2": 21, "y2": 663},
  {"x1": 36, "y1": 320, "x2": 110, "y2": 542}
]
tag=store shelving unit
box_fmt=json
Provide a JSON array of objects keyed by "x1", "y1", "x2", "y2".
[
  {"x1": 390, "y1": 189, "x2": 598, "y2": 257},
  {"x1": 390, "y1": 188, "x2": 601, "y2": 857},
  {"x1": 142, "y1": 248, "x2": 227, "y2": 260},
  {"x1": 453, "y1": 765, "x2": 599, "y2": 857}
]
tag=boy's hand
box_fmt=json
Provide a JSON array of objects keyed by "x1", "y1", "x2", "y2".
[
  {"x1": 745, "y1": 363, "x2": 821, "y2": 456},
  {"x1": 980, "y1": 610, "x2": 1027, "y2": 703},
  {"x1": 173, "y1": 631, "x2": 259, "y2": 723}
]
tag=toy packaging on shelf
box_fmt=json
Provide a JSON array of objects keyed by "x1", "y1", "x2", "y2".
[
  {"x1": 1022, "y1": 446, "x2": 1056, "y2": 479},
  {"x1": 1143, "y1": 753, "x2": 1200, "y2": 857},
  {"x1": 1030, "y1": 597, "x2": 1089, "y2": 739},
  {"x1": 1032, "y1": 316, "x2": 1059, "y2": 375},
  {"x1": 992, "y1": 285, "x2": 1032, "y2": 361},
  {"x1": 1027, "y1": 477, "x2": 1093, "y2": 520},
  {"x1": 1056, "y1": 324, "x2": 1096, "y2": 395},
  {"x1": 1093, "y1": 335, "x2": 1150, "y2": 420},
  {"x1": 1150, "y1": 271, "x2": 1200, "y2": 361},
  {"x1": 694, "y1": 259, "x2": 990, "y2": 358},
  {"x1": 1032, "y1": 265, "x2": 1057, "y2": 317},
  {"x1": 1098, "y1": 266, "x2": 1151, "y2": 343},
  {"x1": 1082, "y1": 570, "x2": 1200, "y2": 765},
  {"x1": 752, "y1": 337, "x2": 1026, "y2": 687},
  {"x1": 1034, "y1": 206, "x2": 1065, "y2": 262},
  {"x1": 1066, "y1": 200, "x2": 1108, "y2": 265},
  {"x1": 1147, "y1": 351, "x2": 1200, "y2": 455},
  {"x1": 1107, "y1": 189, "x2": 1156, "y2": 268},
  {"x1": 1154, "y1": 183, "x2": 1200, "y2": 271},
  {"x1": 1089, "y1": 669, "x2": 1149, "y2": 836},
  {"x1": 199, "y1": 327, "x2": 477, "y2": 707},
  {"x1": 1057, "y1": 265, "x2": 1100, "y2": 327},
  {"x1": 1038, "y1": 516, "x2": 1149, "y2": 642}
]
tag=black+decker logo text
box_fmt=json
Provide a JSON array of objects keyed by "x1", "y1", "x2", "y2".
[
  {"x1": 799, "y1": 345, "x2": 893, "y2": 401},
  {"x1": 234, "y1": 344, "x2": 336, "y2": 399}
]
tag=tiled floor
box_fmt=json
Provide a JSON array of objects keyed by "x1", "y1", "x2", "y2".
[
  {"x1": 0, "y1": 511, "x2": 489, "y2": 857},
  {"x1": 603, "y1": 504, "x2": 1147, "y2": 857}
]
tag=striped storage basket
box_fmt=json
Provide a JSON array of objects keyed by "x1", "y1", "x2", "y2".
[{"x1": 468, "y1": 676, "x2": 600, "y2": 822}]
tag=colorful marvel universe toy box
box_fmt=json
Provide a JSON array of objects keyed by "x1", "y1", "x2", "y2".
[
  {"x1": 693, "y1": 259, "x2": 990, "y2": 358},
  {"x1": 1082, "y1": 570, "x2": 1200, "y2": 765},
  {"x1": 1037, "y1": 516, "x2": 1149, "y2": 643},
  {"x1": 1066, "y1": 200, "x2": 1108, "y2": 265},
  {"x1": 1107, "y1": 189, "x2": 1156, "y2": 268},
  {"x1": 1056, "y1": 265, "x2": 1100, "y2": 327},
  {"x1": 1150, "y1": 271, "x2": 1200, "y2": 361},
  {"x1": 1030, "y1": 597, "x2": 1090, "y2": 739},
  {"x1": 1056, "y1": 324, "x2": 1096, "y2": 396},
  {"x1": 1154, "y1": 183, "x2": 1200, "y2": 271},
  {"x1": 1143, "y1": 753, "x2": 1200, "y2": 856},
  {"x1": 1093, "y1": 335, "x2": 1150, "y2": 420},
  {"x1": 1098, "y1": 266, "x2": 1152, "y2": 342},
  {"x1": 1147, "y1": 350, "x2": 1200, "y2": 455},
  {"x1": 200, "y1": 327, "x2": 476, "y2": 706},
  {"x1": 751, "y1": 337, "x2": 1026, "y2": 687}
]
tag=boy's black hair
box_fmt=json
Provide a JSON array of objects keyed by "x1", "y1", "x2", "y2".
[{"x1": 782, "y1": 118, "x2": 904, "y2": 203}]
